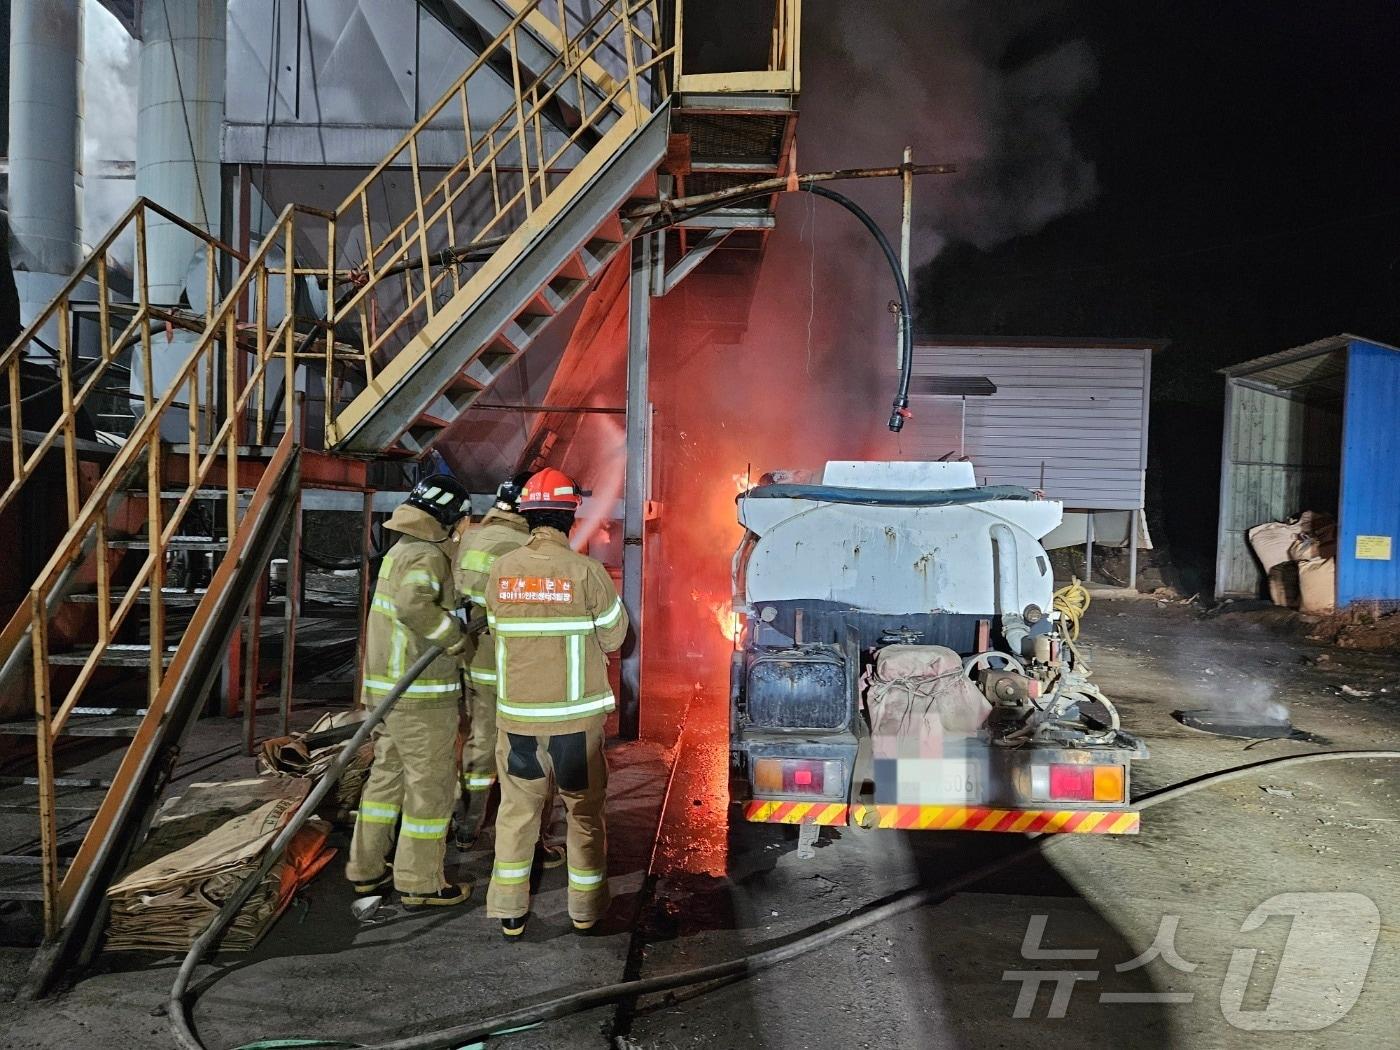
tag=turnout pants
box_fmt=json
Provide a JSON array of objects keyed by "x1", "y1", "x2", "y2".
[
  {"x1": 486, "y1": 721, "x2": 608, "y2": 921},
  {"x1": 346, "y1": 698, "x2": 459, "y2": 894},
  {"x1": 460, "y1": 673, "x2": 499, "y2": 801}
]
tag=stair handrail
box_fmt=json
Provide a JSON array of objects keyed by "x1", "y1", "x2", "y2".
[
  {"x1": 0, "y1": 199, "x2": 248, "y2": 521},
  {"x1": 322, "y1": 0, "x2": 669, "y2": 394},
  {"x1": 26, "y1": 204, "x2": 331, "y2": 727},
  {"x1": 22, "y1": 203, "x2": 331, "y2": 936}
]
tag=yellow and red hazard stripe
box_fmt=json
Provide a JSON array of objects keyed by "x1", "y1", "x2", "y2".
[
  {"x1": 743, "y1": 801, "x2": 1139, "y2": 834},
  {"x1": 743, "y1": 800, "x2": 850, "y2": 825},
  {"x1": 849, "y1": 804, "x2": 1139, "y2": 835}
]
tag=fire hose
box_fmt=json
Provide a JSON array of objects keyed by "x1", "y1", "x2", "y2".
[
  {"x1": 168, "y1": 721, "x2": 1400, "y2": 1048},
  {"x1": 167, "y1": 646, "x2": 446, "y2": 1050},
  {"x1": 644, "y1": 183, "x2": 915, "y2": 433}
]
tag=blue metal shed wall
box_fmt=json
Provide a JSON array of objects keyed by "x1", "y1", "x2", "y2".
[{"x1": 1338, "y1": 339, "x2": 1400, "y2": 605}]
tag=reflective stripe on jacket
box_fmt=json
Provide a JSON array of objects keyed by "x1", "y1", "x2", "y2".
[
  {"x1": 453, "y1": 507, "x2": 529, "y2": 683},
  {"x1": 363, "y1": 506, "x2": 463, "y2": 705},
  {"x1": 485, "y1": 526, "x2": 628, "y2": 733}
]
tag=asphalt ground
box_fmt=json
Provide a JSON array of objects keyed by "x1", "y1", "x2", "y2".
[{"x1": 2, "y1": 599, "x2": 1398, "y2": 1048}]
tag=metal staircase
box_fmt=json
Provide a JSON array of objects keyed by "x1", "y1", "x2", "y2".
[{"x1": 0, "y1": 0, "x2": 673, "y2": 983}]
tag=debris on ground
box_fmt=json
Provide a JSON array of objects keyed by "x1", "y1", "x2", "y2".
[
  {"x1": 1340, "y1": 685, "x2": 1376, "y2": 698},
  {"x1": 1336, "y1": 615, "x2": 1400, "y2": 652},
  {"x1": 257, "y1": 710, "x2": 373, "y2": 824},
  {"x1": 1260, "y1": 785, "x2": 1296, "y2": 798},
  {"x1": 105, "y1": 779, "x2": 334, "y2": 953}
]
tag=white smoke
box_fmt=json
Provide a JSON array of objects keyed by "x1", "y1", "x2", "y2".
[
  {"x1": 82, "y1": 0, "x2": 138, "y2": 251},
  {"x1": 805, "y1": 0, "x2": 1098, "y2": 263}
]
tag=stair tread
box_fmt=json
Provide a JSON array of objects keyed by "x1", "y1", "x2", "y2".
[
  {"x1": 66, "y1": 587, "x2": 210, "y2": 606},
  {"x1": 0, "y1": 775, "x2": 113, "y2": 789},
  {"x1": 49, "y1": 645, "x2": 175, "y2": 668},
  {"x1": 0, "y1": 863, "x2": 45, "y2": 901},
  {"x1": 0, "y1": 713, "x2": 146, "y2": 738},
  {"x1": 108, "y1": 535, "x2": 227, "y2": 550},
  {"x1": 145, "y1": 489, "x2": 253, "y2": 499}
]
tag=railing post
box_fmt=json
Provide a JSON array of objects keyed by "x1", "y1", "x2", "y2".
[
  {"x1": 282, "y1": 219, "x2": 296, "y2": 434},
  {"x1": 324, "y1": 218, "x2": 338, "y2": 444},
  {"x1": 147, "y1": 432, "x2": 166, "y2": 699},
  {"x1": 55, "y1": 297, "x2": 78, "y2": 525},
  {"x1": 29, "y1": 590, "x2": 59, "y2": 938}
]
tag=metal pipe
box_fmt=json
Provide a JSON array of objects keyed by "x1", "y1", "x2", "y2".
[
  {"x1": 1128, "y1": 508, "x2": 1139, "y2": 592},
  {"x1": 473, "y1": 403, "x2": 626, "y2": 415},
  {"x1": 991, "y1": 523, "x2": 1029, "y2": 656},
  {"x1": 628, "y1": 163, "x2": 958, "y2": 222},
  {"x1": 1084, "y1": 513, "x2": 1095, "y2": 584},
  {"x1": 619, "y1": 234, "x2": 653, "y2": 741},
  {"x1": 898, "y1": 146, "x2": 912, "y2": 371}
]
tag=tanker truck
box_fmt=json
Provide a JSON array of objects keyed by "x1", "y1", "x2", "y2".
[{"x1": 728, "y1": 460, "x2": 1145, "y2": 844}]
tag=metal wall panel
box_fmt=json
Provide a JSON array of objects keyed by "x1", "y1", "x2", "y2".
[
  {"x1": 1338, "y1": 339, "x2": 1400, "y2": 605},
  {"x1": 1214, "y1": 382, "x2": 1342, "y2": 597},
  {"x1": 223, "y1": 0, "x2": 571, "y2": 167},
  {"x1": 907, "y1": 343, "x2": 1151, "y2": 511}
]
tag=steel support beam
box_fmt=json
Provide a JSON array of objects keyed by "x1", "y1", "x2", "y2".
[
  {"x1": 620, "y1": 234, "x2": 656, "y2": 740},
  {"x1": 661, "y1": 229, "x2": 730, "y2": 295}
]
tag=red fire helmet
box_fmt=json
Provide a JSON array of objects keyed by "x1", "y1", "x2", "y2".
[{"x1": 520, "y1": 467, "x2": 583, "y2": 511}]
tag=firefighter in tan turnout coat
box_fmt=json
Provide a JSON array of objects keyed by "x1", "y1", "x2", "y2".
[
  {"x1": 451, "y1": 471, "x2": 531, "y2": 845},
  {"x1": 484, "y1": 467, "x2": 628, "y2": 937},
  {"x1": 345, "y1": 474, "x2": 473, "y2": 907}
]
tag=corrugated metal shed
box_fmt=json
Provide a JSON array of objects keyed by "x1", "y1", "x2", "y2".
[
  {"x1": 907, "y1": 338, "x2": 1158, "y2": 512},
  {"x1": 1216, "y1": 334, "x2": 1400, "y2": 605}
]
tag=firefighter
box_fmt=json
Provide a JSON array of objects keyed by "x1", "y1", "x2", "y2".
[
  {"x1": 451, "y1": 471, "x2": 533, "y2": 846},
  {"x1": 484, "y1": 467, "x2": 628, "y2": 937},
  {"x1": 345, "y1": 473, "x2": 474, "y2": 907}
]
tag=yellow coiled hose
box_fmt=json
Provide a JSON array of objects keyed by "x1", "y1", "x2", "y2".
[{"x1": 1053, "y1": 577, "x2": 1091, "y2": 641}]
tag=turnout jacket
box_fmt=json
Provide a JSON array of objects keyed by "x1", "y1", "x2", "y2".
[
  {"x1": 364, "y1": 504, "x2": 463, "y2": 705},
  {"x1": 485, "y1": 526, "x2": 628, "y2": 733},
  {"x1": 453, "y1": 507, "x2": 530, "y2": 691}
]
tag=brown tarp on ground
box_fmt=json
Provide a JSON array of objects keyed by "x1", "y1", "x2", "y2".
[{"x1": 105, "y1": 778, "x2": 335, "y2": 953}]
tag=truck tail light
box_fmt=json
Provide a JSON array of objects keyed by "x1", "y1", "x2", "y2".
[
  {"x1": 752, "y1": 758, "x2": 845, "y2": 797},
  {"x1": 1032, "y1": 763, "x2": 1126, "y2": 803},
  {"x1": 1049, "y1": 764, "x2": 1093, "y2": 800},
  {"x1": 1092, "y1": 764, "x2": 1125, "y2": 802}
]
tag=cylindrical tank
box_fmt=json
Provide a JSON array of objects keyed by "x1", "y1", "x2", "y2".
[
  {"x1": 8, "y1": 0, "x2": 84, "y2": 329},
  {"x1": 134, "y1": 0, "x2": 226, "y2": 305}
]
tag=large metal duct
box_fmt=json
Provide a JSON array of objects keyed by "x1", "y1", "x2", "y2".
[
  {"x1": 135, "y1": 0, "x2": 225, "y2": 306},
  {"x1": 7, "y1": 0, "x2": 84, "y2": 328}
]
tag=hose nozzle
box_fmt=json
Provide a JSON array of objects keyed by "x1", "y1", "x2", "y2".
[{"x1": 888, "y1": 400, "x2": 911, "y2": 433}]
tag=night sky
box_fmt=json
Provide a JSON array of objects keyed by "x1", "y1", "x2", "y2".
[{"x1": 912, "y1": 1, "x2": 1400, "y2": 586}]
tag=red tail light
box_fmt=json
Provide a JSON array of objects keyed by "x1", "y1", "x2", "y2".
[
  {"x1": 753, "y1": 758, "x2": 844, "y2": 797},
  {"x1": 1049, "y1": 764, "x2": 1094, "y2": 801}
]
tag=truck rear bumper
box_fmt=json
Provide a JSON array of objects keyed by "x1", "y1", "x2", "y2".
[{"x1": 742, "y1": 800, "x2": 1139, "y2": 834}]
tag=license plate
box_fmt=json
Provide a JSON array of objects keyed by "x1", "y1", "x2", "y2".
[{"x1": 889, "y1": 756, "x2": 985, "y2": 803}]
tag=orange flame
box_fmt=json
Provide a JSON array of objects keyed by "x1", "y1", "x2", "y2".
[
  {"x1": 731, "y1": 470, "x2": 752, "y2": 494},
  {"x1": 709, "y1": 600, "x2": 741, "y2": 643}
]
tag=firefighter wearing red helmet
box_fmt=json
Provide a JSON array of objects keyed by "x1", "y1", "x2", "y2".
[
  {"x1": 451, "y1": 470, "x2": 561, "y2": 868},
  {"x1": 483, "y1": 467, "x2": 629, "y2": 937}
]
